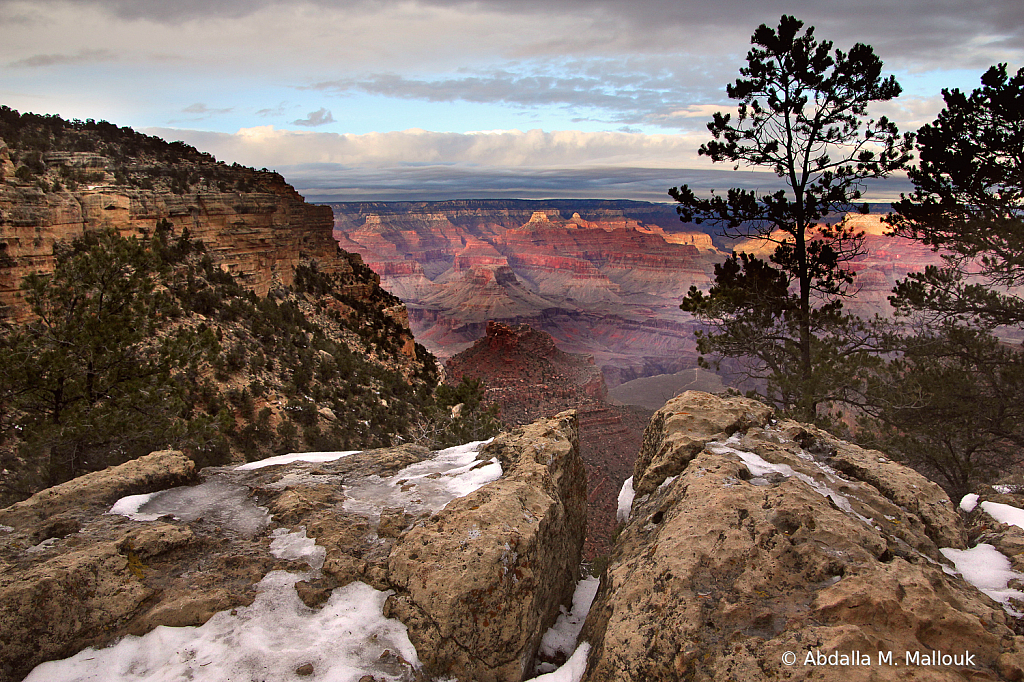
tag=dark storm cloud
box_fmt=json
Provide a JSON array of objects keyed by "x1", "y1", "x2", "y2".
[{"x1": 5, "y1": 0, "x2": 1020, "y2": 73}]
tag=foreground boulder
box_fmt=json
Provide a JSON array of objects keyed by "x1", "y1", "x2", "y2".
[
  {"x1": 0, "y1": 412, "x2": 585, "y2": 682},
  {"x1": 387, "y1": 410, "x2": 586, "y2": 681},
  {"x1": 581, "y1": 391, "x2": 1024, "y2": 682}
]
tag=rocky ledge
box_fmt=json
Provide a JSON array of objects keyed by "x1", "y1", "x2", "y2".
[
  {"x1": 3, "y1": 392, "x2": 1023, "y2": 682},
  {"x1": 0, "y1": 412, "x2": 584, "y2": 682},
  {"x1": 581, "y1": 391, "x2": 1024, "y2": 682}
]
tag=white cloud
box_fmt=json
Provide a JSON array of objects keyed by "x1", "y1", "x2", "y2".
[
  {"x1": 149, "y1": 125, "x2": 709, "y2": 169},
  {"x1": 143, "y1": 124, "x2": 912, "y2": 202}
]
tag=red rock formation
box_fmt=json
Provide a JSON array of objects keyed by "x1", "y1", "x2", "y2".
[
  {"x1": 333, "y1": 203, "x2": 718, "y2": 387},
  {"x1": 444, "y1": 321, "x2": 649, "y2": 558}
]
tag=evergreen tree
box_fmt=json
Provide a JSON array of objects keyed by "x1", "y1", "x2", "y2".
[
  {"x1": 887, "y1": 64, "x2": 1024, "y2": 325},
  {"x1": 0, "y1": 230, "x2": 218, "y2": 490},
  {"x1": 857, "y1": 65, "x2": 1024, "y2": 497},
  {"x1": 671, "y1": 15, "x2": 911, "y2": 420}
]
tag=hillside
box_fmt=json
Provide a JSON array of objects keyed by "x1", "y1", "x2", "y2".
[{"x1": 0, "y1": 108, "x2": 494, "y2": 504}]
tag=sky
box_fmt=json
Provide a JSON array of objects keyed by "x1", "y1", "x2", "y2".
[{"x1": 1, "y1": 0, "x2": 1021, "y2": 203}]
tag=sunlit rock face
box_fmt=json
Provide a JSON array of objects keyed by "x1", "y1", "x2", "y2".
[
  {"x1": 0, "y1": 165, "x2": 349, "y2": 322},
  {"x1": 0, "y1": 412, "x2": 585, "y2": 682},
  {"x1": 579, "y1": 392, "x2": 1024, "y2": 682},
  {"x1": 331, "y1": 200, "x2": 719, "y2": 384}
]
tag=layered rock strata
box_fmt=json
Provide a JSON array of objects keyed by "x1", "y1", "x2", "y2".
[
  {"x1": 0, "y1": 412, "x2": 585, "y2": 682},
  {"x1": 444, "y1": 322, "x2": 648, "y2": 558},
  {"x1": 0, "y1": 140, "x2": 384, "y2": 325},
  {"x1": 580, "y1": 391, "x2": 1024, "y2": 682},
  {"x1": 331, "y1": 201, "x2": 715, "y2": 382}
]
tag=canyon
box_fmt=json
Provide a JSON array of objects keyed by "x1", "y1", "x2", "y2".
[{"x1": 329, "y1": 200, "x2": 952, "y2": 389}]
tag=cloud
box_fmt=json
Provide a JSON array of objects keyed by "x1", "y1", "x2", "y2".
[
  {"x1": 141, "y1": 124, "x2": 912, "y2": 202},
  {"x1": 8, "y1": 48, "x2": 116, "y2": 67},
  {"x1": 307, "y1": 57, "x2": 730, "y2": 130},
  {"x1": 182, "y1": 102, "x2": 233, "y2": 115},
  {"x1": 292, "y1": 108, "x2": 335, "y2": 127},
  {"x1": 146, "y1": 126, "x2": 707, "y2": 169}
]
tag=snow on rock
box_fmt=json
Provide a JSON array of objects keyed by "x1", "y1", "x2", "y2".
[
  {"x1": 531, "y1": 643, "x2": 591, "y2": 682},
  {"x1": 940, "y1": 544, "x2": 1024, "y2": 617},
  {"x1": 386, "y1": 411, "x2": 587, "y2": 682},
  {"x1": 107, "y1": 477, "x2": 271, "y2": 535},
  {"x1": 579, "y1": 392, "x2": 1023, "y2": 682},
  {"x1": 234, "y1": 450, "x2": 361, "y2": 471},
  {"x1": 961, "y1": 492, "x2": 980, "y2": 513},
  {"x1": 537, "y1": 576, "x2": 600, "y2": 670},
  {"x1": 343, "y1": 440, "x2": 500, "y2": 523},
  {"x1": 616, "y1": 476, "x2": 634, "y2": 523},
  {"x1": 980, "y1": 500, "x2": 1024, "y2": 530},
  {"x1": 25, "y1": 573, "x2": 420, "y2": 682}
]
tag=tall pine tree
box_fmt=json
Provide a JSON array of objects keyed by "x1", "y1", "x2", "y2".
[{"x1": 671, "y1": 15, "x2": 911, "y2": 420}]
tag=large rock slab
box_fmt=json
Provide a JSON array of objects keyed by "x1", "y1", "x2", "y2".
[
  {"x1": 386, "y1": 410, "x2": 587, "y2": 682},
  {"x1": 581, "y1": 392, "x2": 1024, "y2": 682},
  {"x1": 0, "y1": 417, "x2": 586, "y2": 682}
]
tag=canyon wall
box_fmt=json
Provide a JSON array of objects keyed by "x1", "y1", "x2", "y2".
[
  {"x1": 0, "y1": 150, "x2": 353, "y2": 321},
  {"x1": 329, "y1": 201, "x2": 950, "y2": 389}
]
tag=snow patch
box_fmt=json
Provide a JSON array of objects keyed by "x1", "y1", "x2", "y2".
[
  {"x1": 24, "y1": 572, "x2": 420, "y2": 682},
  {"x1": 709, "y1": 439, "x2": 874, "y2": 527},
  {"x1": 270, "y1": 527, "x2": 325, "y2": 570},
  {"x1": 940, "y1": 544, "x2": 1024, "y2": 617},
  {"x1": 343, "y1": 440, "x2": 500, "y2": 523},
  {"x1": 960, "y1": 493, "x2": 979, "y2": 513},
  {"x1": 531, "y1": 643, "x2": 591, "y2": 682},
  {"x1": 616, "y1": 476, "x2": 634, "y2": 523},
  {"x1": 108, "y1": 478, "x2": 271, "y2": 535},
  {"x1": 980, "y1": 500, "x2": 1024, "y2": 530},
  {"x1": 538, "y1": 577, "x2": 600, "y2": 661},
  {"x1": 235, "y1": 450, "x2": 361, "y2": 471}
]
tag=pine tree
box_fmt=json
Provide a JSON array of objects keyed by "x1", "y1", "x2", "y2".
[
  {"x1": 671, "y1": 15, "x2": 910, "y2": 419},
  {"x1": 856, "y1": 65, "x2": 1024, "y2": 497}
]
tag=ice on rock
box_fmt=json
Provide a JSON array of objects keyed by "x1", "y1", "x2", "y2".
[
  {"x1": 343, "y1": 440, "x2": 501, "y2": 523},
  {"x1": 108, "y1": 477, "x2": 271, "y2": 535},
  {"x1": 270, "y1": 527, "x2": 325, "y2": 570}
]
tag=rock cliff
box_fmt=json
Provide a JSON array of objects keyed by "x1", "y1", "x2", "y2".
[
  {"x1": 445, "y1": 322, "x2": 650, "y2": 559},
  {"x1": 0, "y1": 110, "x2": 434, "y2": 488},
  {"x1": 331, "y1": 200, "x2": 717, "y2": 384},
  {"x1": 0, "y1": 412, "x2": 585, "y2": 682},
  {"x1": 580, "y1": 391, "x2": 1024, "y2": 682},
  {"x1": 0, "y1": 141, "x2": 344, "y2": 323}
]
